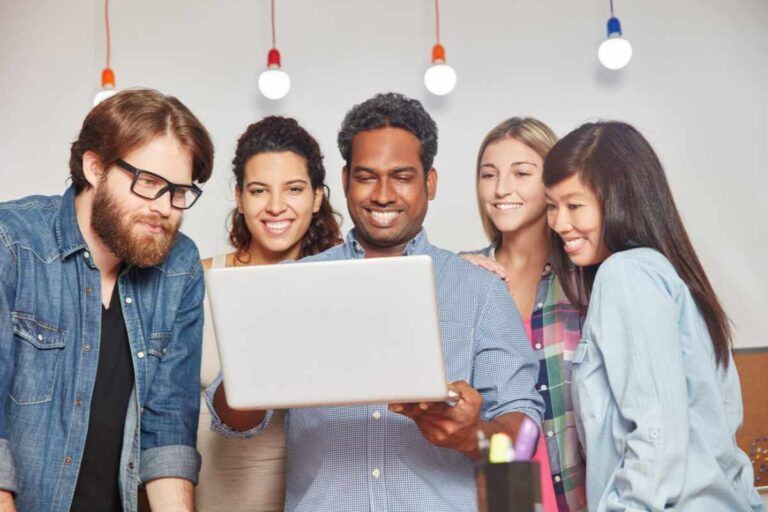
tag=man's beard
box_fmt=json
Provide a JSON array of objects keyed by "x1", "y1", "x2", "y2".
[{"x1": 91, "y1": 186, "x2": 181, "y2": 268}]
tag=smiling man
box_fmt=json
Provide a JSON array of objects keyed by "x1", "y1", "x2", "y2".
[
  {"x1": 207, "y1": 92, "x2": 543, "y2": 512},
  {"x1": 0, "y1": 89, "x2": 214, "y2": 512}
]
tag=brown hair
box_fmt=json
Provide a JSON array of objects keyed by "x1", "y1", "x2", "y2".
[
  {"x1": 475, "y1": 117, "x2": 558, "y2": 245},
  {"x1": 69, "y1": 89, "x2": 214, "y2": 191},
  {"x1": 229, "y1": 116, "x2": 342, "y2": 260},
  {"x1": 543, "y1": 121, "x2": 733, "y2": 367}
]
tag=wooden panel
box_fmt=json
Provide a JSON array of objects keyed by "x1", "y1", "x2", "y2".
[{"x1": 734, "y1": 349, "x2": 768, "y2": 486}]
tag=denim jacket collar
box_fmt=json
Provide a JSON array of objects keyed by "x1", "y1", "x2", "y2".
[{"x1": 55, "y1": 187, "x2": 88, "y2": 261}]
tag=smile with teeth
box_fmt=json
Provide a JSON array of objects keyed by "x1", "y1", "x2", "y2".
[
  {"x1": 494, "y1": 202, "x2": 523, "y2": 210},
  {"x1": 563, "y1": 237, "x2": 587, "y2": 253},
  {"x1": 368, "y1": 209, "x2": 401, "y2": 227},
  {"x1": 263, "y1": 220, "x2": 293, "y2": 234}
]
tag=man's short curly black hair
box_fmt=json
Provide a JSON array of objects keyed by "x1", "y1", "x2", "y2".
[{"x1": 337, "y1": 92, "x2": 438, "y2": 173}]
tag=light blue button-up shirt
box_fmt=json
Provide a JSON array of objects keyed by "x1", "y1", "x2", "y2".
[
  {"x1": 206, "y1": 229, "x2": 543, "y2": 512},
  {"x1": 573, "y1": 248, "x2": 763, "y2": 511}
]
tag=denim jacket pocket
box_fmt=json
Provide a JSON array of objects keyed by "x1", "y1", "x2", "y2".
[
  {"x1": 9, "y1": 312, "x2": 67, "y2": 405},
  {"x1": 147, "y1": 331, "x2": 171, "y2": 358}
]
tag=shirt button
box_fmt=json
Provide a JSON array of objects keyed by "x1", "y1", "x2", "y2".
[
  {"x1": 137, "y1": 351, "x2": 145, "y2": 359},
  {"x1": 37, "y1": 334, "x2": 43, "y2": 341},
  {"x1": 649, "y1": 428, "x2": 661, "y2": 440},
  {"x1": 534, "y1": 343, "x2": 542, "y2": 350},
  {"x1": 64, "y1": 456, "x2": 72, "y2": 465},
  {"x1": 372, "y1": 468, "x2": 381, "y2": 478},
  {"x1": 125, "y1": 297, "x2": 133, "y2": 304},
  {"x1": 536, "y1": 302, "x2": 544, "y2": 309},
  {"x1": 85, "y1": 287, "x2": 93, "y2": 296},
  {"x1": 162, "y1": 347, "x2": 168, "y2": 354},
  {"x1": 128, "y1": 462, "x2": 135, "y2": 470},
  {"x1": 372, "y1": 410, "x2": 381, "y2": 420},
  {"x1": 83, "y1": 344, "x2": 91, "y2": 352},
  {"x1": 546, "y1": 430, "x2": 554, "y2": 438},
  {"x1": 554, "y1": 475, "x2": 562, "y2": 483},
  {"x1": 75, "y1": 398, "x2": 82, "y2": 407},
  {"x1": 539, "y1": 384, "x2": 548, "y2": 391},
  {"x1": 83, "y1": 251, "x2": 90, "y2": 259}
]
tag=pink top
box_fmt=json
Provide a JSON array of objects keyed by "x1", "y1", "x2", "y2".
[{"x1": 522, "y1": 318, "x2": 558, "y2": 512}]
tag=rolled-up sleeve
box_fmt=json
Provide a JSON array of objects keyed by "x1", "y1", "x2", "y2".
[
  {"x1": 139, "y1": 262, "x2": 205, "y2": 484},
  {"x1": 204, "y1": 371, "x2": 274, "y2": 439},
  {"x1": 588, "y1": 258, "x2": 688, "y2": 511},
  {"x1": 473, "y1": 279, "x2": 544, "y2": 424}
]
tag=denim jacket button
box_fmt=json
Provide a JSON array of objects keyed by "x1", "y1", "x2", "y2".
[
  {"x1": 128, "y1": 462, "x2": 134, "y2": 470},
  {"x1": 137, "y1": 351, "x2": 145, "y2": 359},
  {"x1": 75, "y1": 398, "x2": 82, "y2": 407},
  {"x1": 64, "y1": 456, "x2": 72, "y2": 465},
  {"x1": 125, "y1": 297, "x2": 133, "y2": 304},
  {"x1": 83, "y1": 344, "x2": 91, "y2": 352}
]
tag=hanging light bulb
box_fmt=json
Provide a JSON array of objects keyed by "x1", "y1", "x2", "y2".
[
  {"x1": 93, "y1": 0, "x2": 119, "y2": 105},
  {"x1": 94, "y1": 68, "x2": 118, "y2": 106},
  {"x1": 424, "y1": 0, "x2": 457, "y2": 96},
  {"x1": 598, "y1": 0, "x2": 632, "y2": 70},
  {"x1": 258, "y1": 48, "x2": 290, "y2": 100},
  {"x1": 424, "y1": 44, "x2": 457, "y2": 96},
  {"x1": 258, "y1": 0, "x2": 290, "y2": 100}
]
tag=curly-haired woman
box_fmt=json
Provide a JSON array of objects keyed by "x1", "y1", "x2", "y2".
[{"x1": 196, "y1": 116, "x2": 342, "y2": 511}]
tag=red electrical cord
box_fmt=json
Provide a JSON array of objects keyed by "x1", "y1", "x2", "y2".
[{"x1": 271, "y1": 0, "x2": 276, "y2": 48}]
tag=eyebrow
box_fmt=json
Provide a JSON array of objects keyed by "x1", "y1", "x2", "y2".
[
  {"x1": 479, "y1": 161, "x2": 539, "y2": 170},
  {"x1": 350, "y1": 166, "x2": 419, "y2": 174},
  {"x1": 246, "y1": 178, "x2": 310, "y2": 187},
  {"x1": 545, "y1": 191, "x2": 587, "y2": 201}
]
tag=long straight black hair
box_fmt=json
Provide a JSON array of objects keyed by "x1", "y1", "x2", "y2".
[{"x1": 543, "y1": 121, "x2": 733, "y2": 367}]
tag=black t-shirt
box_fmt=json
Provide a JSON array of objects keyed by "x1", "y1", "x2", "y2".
[{"x1": 70, "y1": 285, "x2": 135, "y2": 512}]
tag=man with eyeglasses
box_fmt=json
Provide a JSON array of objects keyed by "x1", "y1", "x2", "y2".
[{"x1": 0, "y1": 89, "x2": 214, "y2": 512}]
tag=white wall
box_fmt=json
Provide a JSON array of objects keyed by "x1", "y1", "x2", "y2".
[{"x1": 1, "y1": 0, "x2": 766, "y2": 348}]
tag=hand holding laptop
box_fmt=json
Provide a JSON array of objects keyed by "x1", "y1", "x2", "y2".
[{"x1": 389, "y1": 380, "x2": 483, "y2": 456}]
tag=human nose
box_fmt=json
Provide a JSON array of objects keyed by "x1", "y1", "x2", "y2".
[
  {"x1": 371, "y1": 177, "x2": 396, "y2": 206},
  {"x1": 495, "y1": 173, "x2": 513, "y2": 197},
  {"x1": 548, "y1": 205, "x2": 571, "y2": 235},
  {"x1": 265, "y1": 191, "x2": 288, "y2": 215},
  {"x1": 149, "y1": 189, "x2": 173, "y2": 217}
]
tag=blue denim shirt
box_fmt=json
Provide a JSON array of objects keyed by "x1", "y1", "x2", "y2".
[
  {"x1": 206, "y1": 229, "x2": 544, "y2": 512},
  {"x1": 0, "y1": 187, "x2": 204, "y2": 512},
  {"x1": 573, "y1": 248, "x2": 763, "y2": 511}
]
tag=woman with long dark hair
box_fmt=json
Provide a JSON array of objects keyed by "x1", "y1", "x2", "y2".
[
  {"x1": 196, "y1": 116, "x2": 342, "y2": 511},
  {"x1": 543, "y1": 121, "x2": 761, "y2": 511}
]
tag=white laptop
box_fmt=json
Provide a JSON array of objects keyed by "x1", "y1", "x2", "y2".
[{"x1": 205, "y1": 255, "x2": 450, "y2": 410}]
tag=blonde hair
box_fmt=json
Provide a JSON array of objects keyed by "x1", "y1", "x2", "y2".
[{"x1": 475, "y1": 117, "x2": 558, "y2": 244}]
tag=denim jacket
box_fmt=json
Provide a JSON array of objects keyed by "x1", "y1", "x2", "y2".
[{"x1": 0, "y1": 187, "x2": 204, "y2": 512}]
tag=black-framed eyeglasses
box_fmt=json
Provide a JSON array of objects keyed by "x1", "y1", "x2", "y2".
[{"x1": 114, "y1": 159, "x2": 203, "y2": 210}]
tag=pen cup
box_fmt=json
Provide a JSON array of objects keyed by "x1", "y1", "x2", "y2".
[{"x1": 476, "y1": 461, "x2": 541, "y2": 512}]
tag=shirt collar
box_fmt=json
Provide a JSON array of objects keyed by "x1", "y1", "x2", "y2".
[
  {"x1": 55, "y1": 186, "x2": 89, "y2": 259},
  {"x1": 345, "y1": 228, "x2": 430, "y2": 258}
]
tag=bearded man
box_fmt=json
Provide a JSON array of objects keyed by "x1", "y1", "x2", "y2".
[{"x1": 0, "y1": 89, "x2": 214, "y2": 512}]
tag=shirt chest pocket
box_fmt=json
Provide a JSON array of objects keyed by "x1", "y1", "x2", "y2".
[
  {"x1": 140, "y1": 331, "x2": 171, "y2": 391},
  {"x1": 571, "y1": 338, "x2": 609, "y2": 422},
  {"x1": 10, "y1": 312, "x2": 67, "y2": 405}
]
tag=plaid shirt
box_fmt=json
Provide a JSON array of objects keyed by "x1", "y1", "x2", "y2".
[{"x1": 472, "y1": 246, "x2": 587, "y2": 512}]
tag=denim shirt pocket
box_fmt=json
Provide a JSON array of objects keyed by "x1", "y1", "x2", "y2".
[
  {"x1": 142, "y1": 331, "x2": 171, "y2": 389},
  {"x1": 9, "y1": 312, "x2": 67, "y2": 405}
]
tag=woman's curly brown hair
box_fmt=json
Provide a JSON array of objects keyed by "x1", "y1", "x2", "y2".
[{"x1": 229, "y1": 116, "x2": 342, "y2": 260}]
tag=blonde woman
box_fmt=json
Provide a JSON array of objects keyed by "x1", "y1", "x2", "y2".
[{"x1": 463, "y1": 118, "x2": 586, "y2": 511}]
